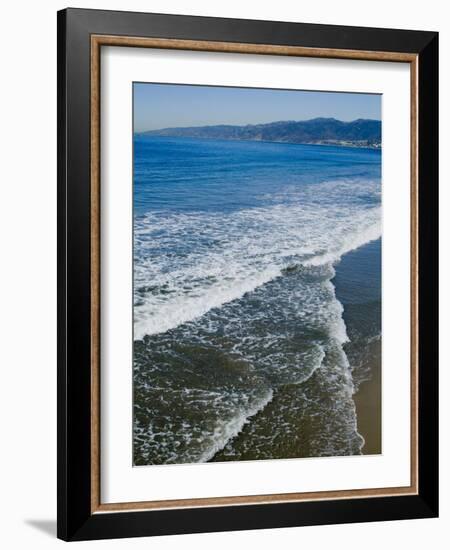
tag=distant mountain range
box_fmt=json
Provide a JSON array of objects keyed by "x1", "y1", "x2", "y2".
[{"x1": 141, "y1": 118, "x2": 381, "y2": 149}]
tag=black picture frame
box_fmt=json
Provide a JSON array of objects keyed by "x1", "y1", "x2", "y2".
[{"x1": 57, "y1": 7, "x2": 438, "y2": 541}]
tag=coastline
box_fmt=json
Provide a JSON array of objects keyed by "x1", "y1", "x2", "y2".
[
  {"x1": 333, "y1": 238, "x2": 382, "y2": 455},
  {"x1": 352, "y1": 341, "x2": 382, "y2": 455}
]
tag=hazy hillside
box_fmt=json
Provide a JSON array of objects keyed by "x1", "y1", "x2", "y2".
[{"x1": 141, "y1": 118, "x2": 381, "y2": 148}]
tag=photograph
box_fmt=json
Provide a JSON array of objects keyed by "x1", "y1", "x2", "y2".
[
  {"x1": 52, "y1": 5, "x2": 438, "y2": 542},
  {"x1": 132, "y1": 83, "x2": 383, "y2": 466}
]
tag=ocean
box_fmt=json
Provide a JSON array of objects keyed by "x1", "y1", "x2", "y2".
[{"x1": 132, "y1": 136, "x2": 382, "y2": 465}]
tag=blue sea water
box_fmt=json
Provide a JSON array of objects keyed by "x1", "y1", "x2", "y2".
[{"x1": 133, "y1": 136, "x2": 381, "y2": 465}]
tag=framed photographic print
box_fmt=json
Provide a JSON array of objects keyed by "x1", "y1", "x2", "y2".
[{"x1": 57, "y1": 8, "x2": 438, "y2": 541}]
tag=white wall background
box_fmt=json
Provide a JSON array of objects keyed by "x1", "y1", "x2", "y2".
[{"x1": 0, "y1": 1, "x2": 446, "y2": 548}]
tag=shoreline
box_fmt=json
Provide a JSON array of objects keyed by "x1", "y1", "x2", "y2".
[
  {"x1": 333, "y1": 238, "x2": 382, "y2": 455},
  {"x1": 352, "y1": 341, "x2": 382, "y2": 455}
]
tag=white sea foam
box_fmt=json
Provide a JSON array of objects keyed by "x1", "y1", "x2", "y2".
[
  {"x1": 303, "y1": 220, "x2": 381, "y2": 267},
  {"x1": 134, "y1": 265, "x2": 281, "y2": 339},
  {"x1": 134, "y1": 178, "x2": 381, "y2": 340},
  {"x1": 195, "y1": 388, "x2": 274, "y2": 463}
]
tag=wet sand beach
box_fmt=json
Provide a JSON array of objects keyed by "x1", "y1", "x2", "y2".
[{"x1": 352, "y1": 341, "x2": 382, "y2": 454}]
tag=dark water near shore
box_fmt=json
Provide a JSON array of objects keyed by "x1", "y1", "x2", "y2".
[
  {"x1": 335, "y1": 238, "x2": 381, "y2": 392},
  {"x1": 133, "y1": 136, "x2": 381, "y2": 465},
  {"x1": 335, "y1": 238, "x2": 382, "y2": 454}
]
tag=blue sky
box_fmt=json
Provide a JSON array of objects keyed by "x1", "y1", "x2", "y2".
[{"x1": 133, "y1": 83, "x2": 381, "y2": 132}]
